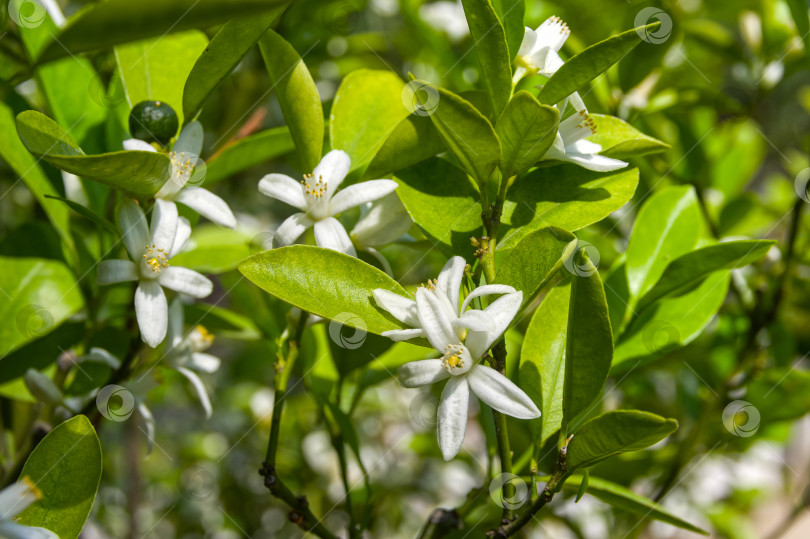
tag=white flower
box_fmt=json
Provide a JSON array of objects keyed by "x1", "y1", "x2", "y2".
[
  {"x1": 349, "y1": 193, "x2": 413, "y2": 275},
  {"x1": 373, "y1": 256, "x2": 540, "y2": 460},
  {"x1": 124, "y1": 122, "x2": 237, "y2": 229},
  {"x1": 165, "y1": 298, "x2": 221, "y2": 418},
  {"x1": 258, "y1": 150, "x2": 398, "y2": 256},
  {"x1": 419, "y1": 1, "x2": 469, "y2": 42},
  {"x1": 0, "y1": 478, "x2": 59, "y2": 539},
  {"x1": 543, "y1": 110, "x2": 629, "y2": 172},
  {"x1": 97, "y1": 199, "x2": 213, "y2": 348}
]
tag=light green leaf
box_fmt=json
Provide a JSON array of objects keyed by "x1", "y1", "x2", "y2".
[
  {"x1": 171, "y1": 226, "x2": 250, "y2": 274},
  {"x1": 35, "y1": 0, "x2": 291, "y2": 63},
  {"x1": 490, "y1": 0, "x2": 525, "y2": 61},
  {"x1": 260, "y1": 29, "x2": 323, "y2": 172},
  {"x1": 16, "y1": 110, "x2": 170, "y2": 199},
  {"x1": 0, "y1": 257, "x2": 84, "y2": 357},
  {"x1": 419, "y1": 81, "x2": 501, "y2": 186},
  {"x1": 637, "y1": 240, "x2": 776, "y2": 311},
  {"x1": 567, "y1": 410, "x2": 678, "y2": 470},
  {"x1": 538, "y1": 23, "x2": 659, "y2": 106},
  {"x1": 495, "y1": 91, "x2": 559, "y2": 177},
  {"x1": 115, "y1": 31, "x2": 209, "y2": 127},
  {"x1": 588, "y1": 114, "x2": 670, "y2": 159},
  {"x1": 17, "y1": 416, "x2": 102, "y2": 539},
  {"x1": 184, "y1": 9, "x2": 287, "y2": 121},
  {"x1": 460, "y1": 0, "x2": 512, "y2": 115},
  {"x1": 494, "y1": 226, "x2": 576, "y2": 304},
  {"x1": 363, "y1": 115, "x2": 445, "y2": 180},
  {"x1": 238, "y1": 245, "x2": 414, "y2": 336},
  {"x1": 625, "y1": 185, "x2": 703, "y2": 299},
  {"x1": 205, "y1": 126, "x2": 295, "y2": 185},
  {"x1": 331, "y1": 70, "x2": 409, "y2": 172}
]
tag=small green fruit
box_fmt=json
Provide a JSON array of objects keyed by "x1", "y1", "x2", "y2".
[{"x1": 128, "y1": 100, "x2": 179, "y2": 146}]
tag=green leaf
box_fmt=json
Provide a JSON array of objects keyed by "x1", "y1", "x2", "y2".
[
  {"x1": 747, "y1": 367, "x2": 810, "y2": 424},
  {"x1": 171, "y1": 226, "x2": 250, "y2": 274},
  {"x1": 17, "y1": 416, "x2": 102, "y2": 539},
  {"x1": 260, "y1": 29, "x2": 323, "y2": 172},
  {"x1": 588, "y1": 114, "x2": 670, "y2": 159},
  {"x1": 0, "y1": 257, "x2": 84, "y2": 357},
  {"x1": 563, "y1": 253, "x2": 613, "y2": 428},
  {"x1": 637, "y1": 240, "x2": 776, "y2": 311},
  {"x1": 35, "y1": 0, "x2": 291, "y2": 63},
  {"x1": 558, "y1": 475, "x2": 708, "y2": 534},
  {"x1": 115, "y1": 31, "x2": 209, "y2": 127},
  {"x1": 460, "y1": 0, "x2": 512, "y2": 115},
  {"x1": 184, "y1": 9, "x2": 287, "y2": 121},
  {"x1": 567, "y1": 410, "x2": 678, "y2": 470},
  {"x1": 519, "y1": 282, "x2": 569, "y2": 447},
  {"x1": 625, "y1": 185, "x2": 703, "y2": 299},
  {"x1": 238, "y1": 245, "x2": 414, "y2": 337},
  {"x1": 44, "y1": 195, "x2": 117, "y2": 233},
  {"x1": 331, "y1": 70, "x2": 409, "y2": 172},
  {"x1": 490, "y1": 0, "x2": 525, "y2": 61},
  {"x1": 495, "y1": 91, "x2": 559, "y2": 177},
  {"x1": 575, "y1": 469, "x2": 589, "y2": 502},
  {"x1": 16, "y1": 110, "x2": 170, "y2": 199},
  {"x1": 786, "y1": 0, "x2": 810, "y2": 70},
  {"x1": 419, "y1": 81, "x2": 501, "y2": 186},
  {"x1": 494, "y1": 226, "x2": 576, "y2": 304},
  {"x1": 363, "y1": 115, "x2": 445, "y2": 180},
  {"x1": 538, "y1": 23, "x2": 659, "y2": 106},
  {"x1": 205, "y1": 126, "x2": 295, "y2": 185}
]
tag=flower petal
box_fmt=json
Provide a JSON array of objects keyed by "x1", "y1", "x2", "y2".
[
  {"x1": 328, "y1": 179, "x2": 398, "y2": 216},
  {"x1": 175, "y1": 187, "x2": 237, "y2": 228},
  {"x1": 437, "y1": 376, "x2": 469, "y2": 460},
  {"x1": 0, "y1": 478, "x2": 42, "y2": 519},
  {"x1": 467, "y1": 365, "x2": 540, "y2": 419},
  {"x1": 398, "y1": 359, "x2": 449, "y2": 388},
  {"x1": 453, "y1": 310, "x2": 491, "y2": 333},
  {"x1": 437, "y1": 256, "x2": 466, "y2": 313},
  {"x1": 563, "y1": 143, "x2": 629, "y2": 172},
  {"x1": 349, "y1": 193, "x2": 412, "y2": 248},
  {"x1": 460, "y1": 284, "x2": 517, "y2": 313},
  {"x1": 174, "y1": 121, "x2": 203, "y2": 158},
  {"x1": 0, "y1": 521, "x2": 60, "y2": 539},
  {"x1": 259, "y1": 173, "x2": 308, "y2": 211},
  {"x1": 138, "y1": 402, "x2": 156, "y2": 454},
  {"x1": 190, "y1": 352, "x2": 221, "y2": 373},
  {"x1": 534, "y1": 16, "x2": 570, "y2": 52},
  {"x1": 158, "y1": 267, "x2": 213, "y2": 298},
  {"x1": 135, "y1": 280, "x2": 168, "y2": 348},
  {"x1": 170, "y1": 216, "x2": 191, "y2": 258},
  {"x1": 415, "y1": 287, "x2": 457, "y2": 351},
  {"x1": 381, "y1": 328, "x2": 426, "y2": 341},
  {"x1": 97, "y1": 260, "x2": 137, "y2": 285},
  {"x1": 372, "y1": 289, "x2": 419, "y2": 326},
  {"x1": 517, "y1": 26, "x2": 537, "y2": 56},
  {"x1": 117, "y1": 199, "x2": 150, "y2": 260},
  {"x1": 314, "y1": 149, "x2": 351, "y2": 198},
  {"x1": 273, "y1": 212, "x2": 313, "y2": 247},
  {"x1": 313, "y1": 217, "x2": 357, "y2": 256},
  {"x1": 465, "y1": 291, "x2": 523, "y2": 359},
  {"x1": 150, "y1": 198, "x2": 179, "y2": 253},
  {"x1": 123, "y1": 138, "x2": 157, "y2": 152},
  {"x1": 177, "y1": 366, "x2": 213, "y2": 418}
]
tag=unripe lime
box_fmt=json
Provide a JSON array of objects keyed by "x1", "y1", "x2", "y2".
[{"x1": 128, "y1": 100, "x2": 179, "y2": 146}]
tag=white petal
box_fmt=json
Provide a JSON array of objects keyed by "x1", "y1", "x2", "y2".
[
  {"x1": 135, "y1": 280, "x2": 168, "y2": 348},
  {"x1": 381, "y1": 328, "x2": 426, "y2": 341},
  {"x1": 465, "y1": 291, "x2": 523, "y2": 360},
  {"x1": 563, "y1": 145, "x2": 629, "y2": 172},
  {"x1": 177, "y1": 366, "x2": 212, "y2": 418},
  {"x1": 453, "y1": 310, "x2": 491, "y2": 332},
  {"x1": 313, "y1": 217, "x2": 357, "y2": 257},
  {"x1": 273, "y1": 212, "x2": 313, "y2": 247},
  {"x1": 437, "y1": 256, "x2": 466, "y2": 314},
  {"x1": 534, "y1": 47, "x2": 566, "y2": 76},
  {"x1": 158, "y1": 267, "x2": 213, "y2": 298},
  {"x1": 138, "y1": 402, "x2": 156, "y2": 454},
  {"x1": 460, "y1": 284, "x2": 517, "y2": 314},
  {"x1": 170, "y1": 216, "x2": 191, "y2": 258},
  {"x1": 437, "y1": 376, "x2": 469, "y2": 460},
  {"x1": 123, "y1": 138, "x2": 157, "y2": 152},
  {"x1": 517, "y1": 26, "x2": 537, "y2": 56},
  {"x1": 314, "y1": 149, "x2": 351, "y2": 198},
  {"x1": 190, "y1": 352, "x2": 221, "y2": 373},
  {"x1": 373, "y1": 289, "x2": 419, "y2": 326},
  {"x1": 167, "y1": 297, "x2": 184, "y2": 347},
  {"x1": 415, "y1": 287, "x2": 457, "y2": 351},
  {"x1": 0, "y1": 522, "x2": 59, "y2": 539},
  {"x1": 328, "y1": 179, "x2": 398, "y2": 216},
  {"x1": 534, "y1": 16, "x2": 570, "y2": 52},
  {"x1": 0, "y1": 477, "x2": 41, "y2": 519},
  {"x1": 174, "y1": 121, "x2": 204, "y2": 157},
  {"x1": 175, "y1": 187, "x2": 237, "y2": 228},
  {"x1": 97, "y1": 260, "x2": 137, "y2": 285},
  {"x1": 467, "y1": 365, "x2": 541, "y2": 419},
  {"x1": 349, "y1": 193, "x2": 412, "y2": 248},
  {"x1": 150, "y1": 198, "x2": 179, "y2": 253},
  {"x1": 259, "y1": 173, "x2": 308, "y2": 211},
  {"x1": 398, "y1": 359, "x2": 449, "y2": 388},
  {"x1": 117, "y1": 199, "x2": 149, "y2": 261}
]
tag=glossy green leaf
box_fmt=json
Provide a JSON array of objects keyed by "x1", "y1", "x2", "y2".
[
  {"x1": 567, "y1": 410, "x2": 678, "y2": 470},
  {"x1": 588, "y1": 114, "x2": 670, "y2": 159},
  {"x1": 637, "y1": 240, "x2": 776, "y2": 311},
  {"x1": 494, "y1": 226, "x2": 576, "y2": 304},
  {"x1": 35, "y1": 0, "x2": 290, "y2": 63},
  {"x1": 238, "y1": 245, "x2": 413, "y2": 336},
  {"x1": 575, "y1": 469, "x2": 589, "y2": 502},
  {"x1": 16, "y1": 110, "x2": 170, "y2": 199},
  {"x1": 205, "y1": 126, "x2": 295, "y2": 185},
  {"x1": 419, "y1": 81, "x2": 501, "y2": 186},
  {"x1": 490, "y1": 0, "x2": 525, "y2": 61},
  {"x1": 519, "y1": 282, "x2": 569, "y2": 446},
  {"x1": 115, "y1": 31, "x2": 209, "y2": 127},
  {"x1": 495, "y1": 91, "x2": 559, "y2": 177},
  {"x1": 363, "y1": 115, "x2": 445, "y2": 180},
  {"x1": 171, "y1": 226, "x2": 250, "y2": 274},
  {"x1": 0, "y1": 257, "x2": 84, "y2": 357},
  {"x1": 44, "y1": 195, "x2": 117, "y2": 233},
  {"x1": 538, "y1": 23, "x2": 659, "y2": 106},
  {"x1": 460, "y1": 0, "x2": 512, "y2": 115},
  {"x1": 184, "y1": 9, "x2": 287, "y2": 121},
  {"x1": 625, "y1": 185, "x2": 703, "y2": 299},
  {"x1": 17, "y1": 416, "x2": 102, "y2": 539},
  {"x1": 331, "y1": 70, "x2": 409, "y2": 172}
]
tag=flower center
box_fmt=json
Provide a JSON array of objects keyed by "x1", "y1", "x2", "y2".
[
  {"x1": 301, "y1": 173, "x2": 327, "y2": 199},
  {"x1": 421, "y1": 278, "x2": 438, "y2": 291},
  {"x1": 141, "y1": 244, "x2": 169, "y2": 277},
  {"x1": 170, "y1": 151, "x2": 194, "y2": 184},
  {"x1": 189, "y1": 324, "x2": 214, "y2": 352},
  {"x1": 441, "y1": 343, "x2": 473, "y2": 375}
]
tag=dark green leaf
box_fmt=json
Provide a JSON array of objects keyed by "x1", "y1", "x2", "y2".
[
  {"x1": 44, "y1": 195, "x2": 117, "y2": 233},
  {"x1": 786, "y1": 0, "x2": 810, "y2": 69},
  {"x1": 495, "y1": 91, "x2": 559, "y2": 177},
  {"x1": 490, "y1": 0, "x2": 525, "y2": 61},
  {"x1": 363, "y1": 115, "x2": 445, "y2": 180},
  {"x1": 575, "y1": 469, "x2": 589, "y2": 502},
  {"x1": 205, "y1": 126, "x2": 295, "y2": 185},
  {"x1": 460, "y1": 0, "x2": 512, "y2": 115},
  {"x1": 588, "y1": 114, "x2": 670, "y2": 159}
]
